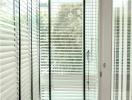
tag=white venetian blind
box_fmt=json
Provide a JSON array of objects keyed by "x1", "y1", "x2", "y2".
[
  {"x1": 40, "y1": 0, "x2": 49, "y2": 100},
  {"x1": 51, "y1": 0, "x2": 83, "y2": 100},
  {"x1": 0, "y1": 0, "x2": 19, "y2": 100},
  {"x1": 20, "y1": 0, "x2": 31, "y2": 99},
  {"x1": 40, "y1": 0, "x2": 99, "y2": 100},
  {"x1": 32, "y1": 0, "x2": 40, "y2": 99},
  {"x1": 85, "y1": 0, "x2": 99, "y2": 100},
  {"x1": 111, "y1": 0, "x2": 132, "y2": 100}
]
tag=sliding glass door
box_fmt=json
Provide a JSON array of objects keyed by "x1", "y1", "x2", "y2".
[
  {"x1": 39, "y1": 0, "x2": 132, "y2": 100},
  {"x1": 40, "y1": 0, "x2": 99, "y2": 100}
]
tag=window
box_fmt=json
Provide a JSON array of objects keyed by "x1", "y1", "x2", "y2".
[
  {"x1": 40, "y1": 0, "x2": 49, "y2": 100},
  {"x1": 85, "y1": 0, "x2": 99, "y2": 99},
  {"x1": 20, "y1": 0, "x2": 32, "y2": 99},
  {"x1": 40, "y1": 0, "x2": 99, "y2": 100},
  {"x1": 50, "y1": 0, "x2": 84, "y2": 99},
  {"x1": 1, "y1": 0, "x2": 132, "y2": 100},
  {"x1": 111, "y1": 0, "x2": 132, "y2": 100},
  {"x1": 32, "y1": 0, "x2": 40, "y2": 99}
]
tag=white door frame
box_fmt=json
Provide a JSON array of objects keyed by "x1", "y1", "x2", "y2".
[{"x1": 99, "y1": 0, "x2": 113, "y2": 100}]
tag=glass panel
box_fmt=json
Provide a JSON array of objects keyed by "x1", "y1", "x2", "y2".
[
  {"x1": 85, "y1": 0, "x2": 99, "y2": 100},
  {"x1": 21, "y1": 0, "x2": 31, "y2": 99},
  {"x1": 51, "y1": 0, "x2": 83, "y2": 100},
  {"x1": 40, "y1": 0, "x2": 49, "y2": 100},
  {"x1": 40, "y1": 0, "x2": 99, "y2": 100},
  {"x1": 111, "y1": 0, "x2": 132, "y2": 100},
  {"x1": 32, "y1": 0, "x2": 40, "y2": 100}
]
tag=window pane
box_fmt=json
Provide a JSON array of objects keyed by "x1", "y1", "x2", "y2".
[
  {"x1": 40, "y1": 0, "x2": 49, "y2": 100},
  {"x1": 85, "y1": 0, "x2": 99, "y2": 100},
  {"x1": 111, "y1": 0, "x2": 132, "y2": 100},
  {"x1": 21, "y1": 0, "x2": 31, "y2": 99},
  {"x1": 40, "y1": 0, "x2": 99, "y2": 100},
  {"x1": 32, "y1": 0, "x2": 40, "y2": 99},
  {"x1": 51, "y1": 0, "x2": 83, "y2": 99}
]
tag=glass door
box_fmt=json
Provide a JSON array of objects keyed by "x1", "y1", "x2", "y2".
[{"x1": 40, "y1": 0, "x2": 99, "y2": 100}]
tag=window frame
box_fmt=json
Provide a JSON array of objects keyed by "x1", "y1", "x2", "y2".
[{"x1": 99, "y1": 0, "x2": 112, "y2": 100}]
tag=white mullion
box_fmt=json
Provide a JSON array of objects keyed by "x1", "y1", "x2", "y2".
[{"x1": 99, "y1": 0, "x2": 112, "y2": 100}]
